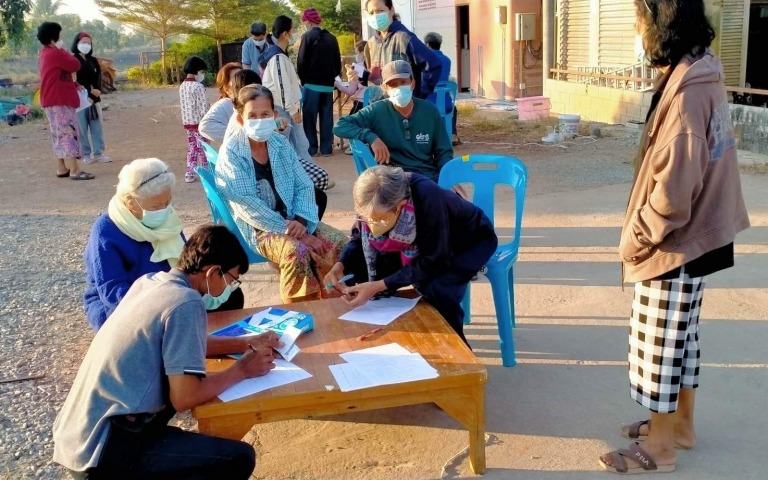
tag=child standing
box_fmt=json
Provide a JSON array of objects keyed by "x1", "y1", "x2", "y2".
[{"x1": 179, "y1": 56, "x2": 210, "y2": 183}]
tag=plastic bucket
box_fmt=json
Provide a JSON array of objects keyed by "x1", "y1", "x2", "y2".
[{"x1": 558, "y1": 114, "x2": 580, "y2": 138}]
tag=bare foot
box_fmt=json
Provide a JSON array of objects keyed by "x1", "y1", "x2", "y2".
[{"x1": 621, "y1": 420, "x2": 696, "y2": 449}]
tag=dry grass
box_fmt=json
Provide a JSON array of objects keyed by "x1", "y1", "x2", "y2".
[{"x1": 459, "y1": 110, "x2": 560, "y2": 145}]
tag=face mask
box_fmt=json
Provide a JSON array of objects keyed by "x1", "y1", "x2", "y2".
[
  {"x1": 368, "y1": 12, "x2": 392, "y2": 32},
  {"x1": 355, "y1": 53, "x2": 364, "y2": 63},
  {"x1": 387, "y1": 85, "x2": 413, "y2": 108},
  {"x1": 138, "y1": 201, "x2": 173, "y2": 229},
  {"x1": 195, "y1": 72, "x2": 205, "y2": 83},
  {"x1": 254, "y1": 39, "x2": 266, "y2": 47},
  {"x1": 54, "y1": 39, "x2": 64, "y2": 49},
  {"x1": 245, "y1": 118, "x2": 276, "y2": 142},
  {"x1": 289, "y1": 32, "x2": 299, "y2": 44},
  {"x1": 201, "y1": 269, "x2": 233, "y2": 310},
  {"x1": 77, "y1": 43, "x2": 91, "y2": 54}
]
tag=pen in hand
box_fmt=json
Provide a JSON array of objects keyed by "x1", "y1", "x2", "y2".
[{"x1": 326, "y1": 273, "x2": 354, "y2": 291}]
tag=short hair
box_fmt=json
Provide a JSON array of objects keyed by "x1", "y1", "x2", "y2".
[
  {"x1": 235, "y1": 84, "x2": 274, "y2": 114},
  {"x1": 272, "y1": 15, "x2": 293, "y2": 39},
  {"x1": 177, "y1": 225, "x2": 250, "y2": 276},
  {"x1": 37, "y1": 22, "x2": 61, "y2": 46},
  {"x1": 216, "y1": 62, "x2": 242, "y2": 96},
  {"x1": 353, "y1": 166, "x2": 410, "y2": 217},
  {"x1": 183, "y1": 56, "x2": 208, "y2": 75},
  {"x1": 250, "y1": 22, "x2": 267, "y2": 36},
  {"x1": 423, "y1": 32, "x2": 442, "y2": 50},
  {"x1": 634, "y1": 0, "x2": 715, "y2": 68},
  {"x1": 231, "y1": 69, "x2": 262, "y2": 99},
  {"x1": 115, "y1": 158, "x2": 176, "y2": 201}
]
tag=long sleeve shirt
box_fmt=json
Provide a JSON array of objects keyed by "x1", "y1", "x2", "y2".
[
  {"x1": 215, "y1": 126, "x2": 319, "y2": 252},
  {"x1": 82, "y1": 213, "x2": 174, "y2": 330},
  {"x1": 75, "y1": 54, "x2": 102, "y2": 104},
  {"x1": 39, "y1": 45, "x2": 81, "y2": 108},
  {"x1": 179, "y1": 78, "x2": 209, "y2": 128},
  {"x1": 339, "y1": 174, "x2": 497, "y2": 289},
  {"x1": 262, "y1": 51, "x2": 302, "y2": 116},
  {"x1": 333, "y1": 98, "x2": 453, "y2": 181}
]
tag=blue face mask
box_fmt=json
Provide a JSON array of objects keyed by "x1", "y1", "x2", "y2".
[
  {"x1": 387, "y1": 85, "x2": 413, "y2": 108},
  {"x1": 136, "y1": 199, "x2": 173, "y2": 229},
  {"x1": 201, "y1": 268, "x2": 233, "y2": 310},
  {"x1": 367, "y1": 12, "x2": 392, "y2": 32}
]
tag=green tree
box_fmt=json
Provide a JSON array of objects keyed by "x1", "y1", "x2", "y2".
[
  {"x1": 292, "y1": 0, "x2": 361, "y2": 36},
  {"x1": 30, "y1": 0, "x2": 64, "y2": 18},
  {"x1": 0, "y1": 0, "x2": 32, "y2": 48},
  {"x1": 96, "y1": 0, "x2": 193, "y2": 83}
]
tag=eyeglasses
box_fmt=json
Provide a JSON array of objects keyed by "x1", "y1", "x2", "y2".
[
  {"x1": 224, "y1": 271, "x2": 242, "y2": 291},
  {"x1": 402, "y1": 118, "x2": 411, "y2": 140}
]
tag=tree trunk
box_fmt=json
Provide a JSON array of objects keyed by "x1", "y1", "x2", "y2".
[
  {"x1": 217, "y1": 39, "x2": 223, "y2": 70},
  {"x1": 160, "y1": 36, "x2": 167, "y2": 85}
]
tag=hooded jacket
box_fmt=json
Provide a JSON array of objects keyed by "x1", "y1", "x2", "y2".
[
  {"x1": 619, "y1": 52, "x2": 749, "y2": 282},
  {"x1": 364, "y1": 20, "x2": 442, "y2": 99}
]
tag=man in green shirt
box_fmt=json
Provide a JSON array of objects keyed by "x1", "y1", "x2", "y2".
[{"x1": 333, "y1": 60, "x2": 453, "y2": 181}]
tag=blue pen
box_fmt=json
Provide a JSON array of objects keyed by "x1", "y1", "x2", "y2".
[{"x1": 326, "y1": 273, "x2": 354, "y2": 290}]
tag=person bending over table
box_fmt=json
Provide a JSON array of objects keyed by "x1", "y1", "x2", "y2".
[
  {"x1": 55, "y1": 225, "x2": 280, "y2": 480},
  {"x1": 82, "y1": 158, "x2": 254, "y2": 356},
  {"x1": 333, "y1": 60, "x2": 453, "y2": 182},
  {"x1": 324, "y1": 166, "x2": 497, "y2": 342},
  {"x1": 215, "y1": 85, "x2": 348, "y2": 303}
]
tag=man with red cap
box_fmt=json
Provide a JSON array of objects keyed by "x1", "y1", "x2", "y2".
[{"x1": 297, "y1": 8, "x2": 341, "y2": 157}]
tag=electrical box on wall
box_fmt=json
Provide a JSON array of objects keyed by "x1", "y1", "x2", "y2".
[
  {"x1": 515, "y1": 13, "x2": 536, "y2": 41},
  {"x1": 495, "y1": 5, "x2": 507, "y2": 25}
]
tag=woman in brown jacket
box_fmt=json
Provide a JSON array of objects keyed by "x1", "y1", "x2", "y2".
[{"x1": 599, "y1": 0, "x2": 749, "y2": 474}]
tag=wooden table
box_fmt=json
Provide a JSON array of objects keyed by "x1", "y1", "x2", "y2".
[{"x1": 194, "y1": 296, "x2": 487, "y2": 474}]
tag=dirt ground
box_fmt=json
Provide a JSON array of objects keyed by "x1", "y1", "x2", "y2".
[{"x1": 0, "y1": 88, "x2": 765, "y2": 480}]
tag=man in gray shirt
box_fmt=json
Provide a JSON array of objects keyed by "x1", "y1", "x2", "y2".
[{"x1": 53, "y1": 225, "x2": 280, "y2": 479}]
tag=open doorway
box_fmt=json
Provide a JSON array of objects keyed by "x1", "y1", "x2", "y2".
[
  {"x1": 457, "y1": 4, "x2": 470, "y2": 92},
  {"x1": 745, "y1": 2, "x2": 768, "y2": 106}
]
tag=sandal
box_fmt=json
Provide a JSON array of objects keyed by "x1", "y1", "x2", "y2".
[
  {"x1": 599, "y1": 442, "x2": 676, "y2": 475},
  {"x1": 70, "y1": 171, "x2": 95, "y2": 180},
  {"x1": 621, "y1": 420, "x2": 692, "y2": 450},
  {"x1": 56, "y1": 170, "x2": 70, "y2": 178}
]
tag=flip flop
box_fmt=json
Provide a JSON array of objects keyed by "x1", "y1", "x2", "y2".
[
  {"x1": 621, "y1": 420, "x2": 692, "y2": 450},
  {"x1": 599, "y1": 442, "x2": 676, "y2": 475},
  {"x1": 70, "y1": 171, "x2": 95, "y2": 180},
  {"x1": 56, "y1": 170, "x2": 70, "y2": 178}
]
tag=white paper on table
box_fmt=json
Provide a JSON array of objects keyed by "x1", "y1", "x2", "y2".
[
  {"x1": 340, "y1": 343, "x2": 413, "y2": 363},
  {"x1": 75, "y1": 89, "x2": 90, "y2": 112},
  {"x1": 329, "y1": 353, "x2": 438, "y2": 392},
  {"x1": 339, "y1": 296, "x2": 421, "y2": 326},
  {"x1": 275, "y1": 325, "x2": 302, "y2": 360},
  {"x1": 218, "y1": 359, "x2": 312, "y2": 402}
]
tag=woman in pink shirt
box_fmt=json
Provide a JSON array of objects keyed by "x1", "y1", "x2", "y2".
[{"x1": 37, "y1": 22, "x2": 94, "y2": 180}]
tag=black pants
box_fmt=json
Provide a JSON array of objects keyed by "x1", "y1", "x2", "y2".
[
  {"x1": 73, "y1": 407, "x2": 255, "y2": 480},
  {"x1": 349, "y1": 100, "x2": 364, "y2": 115},
  {"x1": 452, "y1": 105, "x2": 458, "y2": 135},
  {"x1": 315, "y1": 187, "x2": 327, "y2": 221}
]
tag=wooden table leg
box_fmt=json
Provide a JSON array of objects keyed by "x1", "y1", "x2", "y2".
[{"x1": 434, "y1": 384, "x2": 486, "y2": 474}]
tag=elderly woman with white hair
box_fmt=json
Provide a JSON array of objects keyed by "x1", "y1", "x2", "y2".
[
  {"x1": 82, "y1": 158, "x2": 247, "y2": 334},
  {"x1": 324, "y1": 166, "x2": 497, "y2": 342}
]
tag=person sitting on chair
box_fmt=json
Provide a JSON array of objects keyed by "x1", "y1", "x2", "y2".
[
  {"x1": 323, "y1": 166, "x2": 497, "y2": 343},
  {"x1": 333, "y1": 60, "x2": 453, "y2": 182},
  {"x1": 215, "y1": 85, "x2": 348, "y2": 303}
]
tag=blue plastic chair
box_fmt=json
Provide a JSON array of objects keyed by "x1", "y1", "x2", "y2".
[
  {"x1": 195, "y1": 166, "x2": 268, "y2": 265},
  {"x1": 201, "y1": 141, "x2": 218, "y2": 171},
  {"x1": 349, "y1": 139, "x2": 378, "y2": 175},
  {"x1": 438, "y1": 155, "x2": 528, "y2": 367}
]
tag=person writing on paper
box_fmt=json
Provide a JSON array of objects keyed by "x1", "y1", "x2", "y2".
[
  {"x1": 215, "y1": 85, "x2": 348, "y2": 303},
  {"x1": 54, "y1": 226, "x2": 275, "y2": 479},
  {"x1": 324, "y1": 166, "x2": 497, "y2": 342}
]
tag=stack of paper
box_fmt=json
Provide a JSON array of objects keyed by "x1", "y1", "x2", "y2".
[
  {"x1": 329, "y1": 343, "x2": 439, "y2": 392},
  {"x1": 339, "y1": 296, "x2": 421, "y2": 326},
  {"x1": 218, "y1": 359, "x2": 312, "y2": 402}
]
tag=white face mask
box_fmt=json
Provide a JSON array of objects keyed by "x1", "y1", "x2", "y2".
[
  {"x1": 77, "y1": 43, "x2": 91, "y2": 54},
  {"x1": 245, "y1": 118, "x2": 276, "y2": 142},
  {"x1": 54, "y1": 39, "x2": 64, "y2": 49},
  {"x1": 254, "y1": 39, "x2": 266, "y2": 48},
  {"x1": 195, "y1": 72, "x2": 205, "y2": 83}
]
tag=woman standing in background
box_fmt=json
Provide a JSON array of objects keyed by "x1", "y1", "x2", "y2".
[{"x1": 72, "y1": 31, "x2": 111, "y2": 164}]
